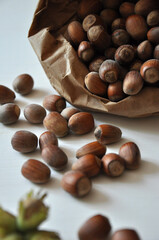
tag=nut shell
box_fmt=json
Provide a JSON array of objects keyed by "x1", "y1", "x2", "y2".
[
  {"x1": 99, "y1": 60, "x2": 120, "y2": 83},
  {"x1": 24, "y1": 104, "x2": 46, "y2": 124},
  {"x1": 78, "y1": 214, "x2": 111, "y2": 240},
  {"x1": 76, "y1": 141, "x2": 106, "y2": 159},
  {"x1": 123, "y1": 71, "x2": 144, "y2": 95},
  {"x1": 39, "y1": 131, "x2": 58, "y2": 150},
  {"x1": 21, "y1": 159, "x2": 51, "y2": 184},
  {"x1": 107, "y1": 81, "x2": 125, "y2": 102},
  {"x1": 67, "y1": 21, "x2": 86, "y2": 46},
  {"x1": 112, "y1": 228, "x2": 141, "y2": 240},
  {"x1": 0, "y1": 103, "x2": 20, "y2": 124},
  {"x1": 11, "y1": 130, "x2": 38, "y2": 153},
  {"x1": 61, "y1": 107, "x2": 80, "y2": 121},
  {"x1": 0, "y1": 85, "x2": 15, "y2": 104},
  {"x1": 94, "y1": 124, "x2": 122, "y2": 145},
  {"x1": 68, "y1": 112, "x2": 94, "y2": 135},
  {"x1": 61, "y1": 170, "x2": 92, "y2": 197},
  {"x1": 147, "y1": 27, "x2": 159, "y2": 44},
  {"x1": 140, "y1": 59, "x2": 159, "y2": 84},
  {"x1": 77, "y1": 0, "x2": 102, "y2": 19},
  {"x1": 43, "y1": 94, "x2": 66, "y2": 112},
  {"x1": 13, "y1": 74, "x2": 34, "y2": 95}
]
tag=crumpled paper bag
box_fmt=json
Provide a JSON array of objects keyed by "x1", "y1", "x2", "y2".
[{"x1": 28, "y1": 0, "x2": 159, "y2": 118}]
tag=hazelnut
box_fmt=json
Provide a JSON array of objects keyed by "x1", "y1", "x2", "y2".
[
  {"x1": 107, "y1": 81, "x2": 125, "y2": 102},
  {"x1": 147, "y1": 10, "x2": 159, "y2": 27},
  {"x1": 61, "y1": 107, "x2": 80, "y2": 121},
  {"x1": 112, "y1": 29, "x2": 130, "y2": 47},
  {"x1": 94, "y1": 124, "x2": 122, "y2": 145},
  {"x1": 147, "y1": 27, "x2": 159, "y2": 44},
  {"x1": 21, "y1": 159, "x2": 51, "y2": 184},
  {"x1": 78, "y1": 41, "x2": 95, "y2": 62},
  {"x1": 140, "y1": 59, "x2": 159, "y2": 84},
  {"x1": 84, "y1": 72, "x2": 107, "y2": 96},
  {"x1": 112, "y1": 229, "x2": 141, "y2": 240},
  {"x1": 11, "y1": 130, "x2": 38, "y2": 153},
  {"x1": 0, "y1": 103, "x2": 20, "y2": 124},
  {"x1": 68, "y1": 112, "x2": 94, "y2": 135},
  {"x1": 82, "y1": 14, "x2": 104, "y2": 32},
  {"x1": 24, "y1": 104, "x2": 46, "y2": 124},
  {"x1": 103, "y1": 0, "x2": 122, "y2": 9},
  {"x1": 105, "y1": 48, "x2": 116, "y2": 60},
  {"x1": 0, "y1": 85, "x2": 15, "y2": 104},
  {"x1": 76, "y1": 141, "x2": 106, "y2": 159},
  {"x1": 41, "y1": 145, "x2": 68, "y2": 171},
  {"x1": 89, "y1": 56, "x2": 105, "y2": 72},
  {"x1": 135, "y1": 0, "x2": 158, "y2": 16},
  {"x1": 126, "y1": 15, "x2": 148, "y2": 41},
  {"x1": 100, "y1": 9, "x2": 119, "y2": 26},
  {"x1": 78, "y1": 214, "x2": 111, "y2": 240},
  {"x1": 99, "y1": 60, "x2": 120, "y2": 83},
  {"x1": 87, "y1": 25, "x2": 111, "y2": 52},
  {"x1": 72, "y1": 154, "x2": 101, "y2": 177},
  {"x1": 111, "y1": 18, "x2": 126, "y2": 32},
  {"x1": 61, "y1": 170, "x2": 92, "y2": 197},
  {"x1": 123, "y1": 70, "x2": 144, "y2": 95},
  {"x1": 43, "y1": 112, "x2": 69, "y2": 137},
  {"x1": 12, "y1": 74, "x2": 34, "y2": 95},
  {"x1": 67, "y1": 21, "x2": 86, "y2": 46},
  {"x1": 115, "y1": 44, "x2": 135, "y2": 65},
  {"x1": 129, "y1": 59, "x2": 143, "y2": 72},
  {"x1": 154, "y1": 45, "x2": 159, "y2": 60},
  {"x1": 119, "y1": 141, "x2": 141, "y2": 170},
  {"x1": 77, "y1": 0, "x2": 102, "y2": 20},
  {"x1": 43, "y1": 94, "x2": 66, "y2": 112},
  {"x1": 39, "y1": 131, "x2": 58, "y2": 150},
  {"x1": 102, "y1": 153, "x2": 125, "y2": 177},
  {"x1": 119, "y1": 2, "x2": 135, "y2": 18}
]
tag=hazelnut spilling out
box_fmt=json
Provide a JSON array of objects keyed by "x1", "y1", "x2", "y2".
[
  {"x1": 12, "y1": 74, "x2": 34, "y2": 95},
  {"x1": 0, "y1": 103, "x2": 20, "y2": 125},
  {"x1": 61, "y1": 170, "x2": 92, "y2": 198},
  {"x1": 24, "y1": 104, "x2": 46, "y2": 124},
  {"x1": 112, "y1": 228, "x2": 141, "y2": 240},
  {"x1": 43, "y1": 94, "x2": 66, "y2": 113}
]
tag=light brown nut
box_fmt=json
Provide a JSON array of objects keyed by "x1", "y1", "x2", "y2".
[
  {"x1": 24, "y1": 104, "x2": 46, "y2": 124},
  {"x1": 43, "y1": 94, "x2": 66, "y2": 112},
  {"x1": 39, "y1": 131, "x2": 58, "y2": 150},
  {"x1": 112, "y1": 228, "x2": 141, "y2": 240},
  {"x1": 61, "y1": 107, "x2": 80, "y2": 121},
  {"x1": 61, "y1": 170, "x2": 92, "y2": 198}
]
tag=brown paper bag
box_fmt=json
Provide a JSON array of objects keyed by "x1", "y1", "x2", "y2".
[{"x1": 28, "y1": 0, "x2": 159, "y2": 118}]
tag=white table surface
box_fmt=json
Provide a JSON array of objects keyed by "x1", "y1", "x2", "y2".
[{"x1": 0, "y1": 1, "x2": 159, "y2": 240}]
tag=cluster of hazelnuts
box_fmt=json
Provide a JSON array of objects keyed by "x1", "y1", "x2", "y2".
[{"x1": 67, "y1": 0, "x2": 159, "y2": 102}]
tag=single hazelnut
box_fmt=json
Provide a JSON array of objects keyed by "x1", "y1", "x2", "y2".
[
  {"x1": 0, "y1": 103, "x2": 20, "y2": 124},
  {"x1": 82, "y1": 14, "x2": 104, "y2": 32},
  {"x1": 43, "y1": 94, "x2": 66, "y2": 112},
  {"x1": 123, "y1": 70, "x2": 144, "y2": 95},
  {"x1": 147, "y1": 27, "x2": 159, "y2": 44},
  {"x1": 67, "y1": 21, "x2": 86, "y2": 46},
  {"x1": 78, "y1": 214, "x2": 111, "y2": 240},
  {"x1": 103, "y1": 0, "x2": 122, "y2": 9},
  {"x1": 135, "y1": 0, "x2": 158, "y2": 16},
  {"x1": 112, "y1": 228, "x2": 141, "y2": 240},
  {"x1": 126, "y1": 15, "x2": 148, "y2": 41},
  {"x1": 147, "y1": 10, "x2": 159, "y2": 27},
  {"x1": 115, "y1": 44, "x2": 135, "y2": 65},
  {"x1": 99, "y1": 60, "x2": 120, "y2": 83},
  {"x1": 84, "y1": 72, "x2": 107, "y2": 96},
  {"x1": 21, "y1": 159, "x2": 51, "y2": 184},
  {"x1": 154, "y1": 45, "x2": 159, "y2": 60},
  {"x1": 12, "y1": 74, "x2": 34, "y2": 95},
  {"x1": 68, "y1": 112, "x2": 94, "y2": 135},
  {"x1": 77, "y1": 0, "x2": 102, "y2": 20},
  {"x1": 78, "y1": 41, "x2": 95, "y2": 62},
  {"x1": 0, "y1": 85, "x2": 15, "y2": 104},
  {"x1": 105, "y1": 48, "x2": 116, "y2": 60},
  {"x1": 94, "y1": 124, "x2": 122, "y2": 145},
  {"x1": 76, "y1": 141, "x2": 106, "y2": 159},
  {"x1": 11, "y1": 130, "x2": 38, "y2": 153},
  {"x1": 61, "y1": 170, "x2": 92, "y2": 198},
  {"x1": 112, "y1": 29, "x2": 130, "y2": 47},
  {"x1": 41, "y1": 145, "x2": 68, "y2": 171},
  {"x1": 43, "y1": 112, "x2": 69, "y2": 137},
  {"x1": 102, "y1": 153, "x2": 125, "y2": 177},
  {"x1": 119, "y1": 2, "x2": 135, "y2": 18},
  {"x1": 111, "y1": 18, "x2": 126, "y2": 32},
  {"x1": 119, "y1": 141, "x2": 141, "y2": 170},
  {"x1": 61, "y1": 107, "x2": 80, "y2": 121},
  {"x1": 24, "y1": 104, "x2": 46, "y2": 124},
  {"x1": 129, "y1": 59, "x2": 143, "y2": 72},
  {"x1": 140, "y1": 59, "x2": 159, "y2": 84},
  {"x1": 89, "y1": 56, "x2": 105, "y2": 72},
  {"x1": 107, "y1": 81, "x2": 125, "y2": 102},
  {"x1": 100, "y1": 9, "x2": 119, "y2": 26},
  {"x1": 87, "y1": 25, "x2": 111, "y2": 52},
  {"x1": 39, "y1": 131, "x2": 58, "y2": 150},
  {"x1": 72, "y1": 154, "x2": 101, "y2": 177}
]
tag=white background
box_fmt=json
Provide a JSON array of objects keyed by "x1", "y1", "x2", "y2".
[{"x1": 0, "y1": 1, "x2": 159, "y2": 240}]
